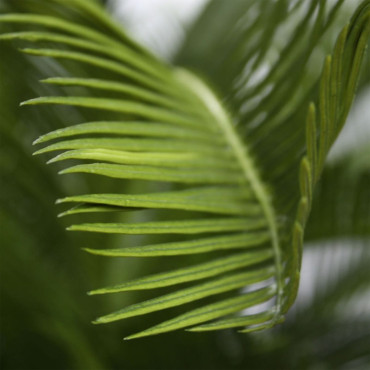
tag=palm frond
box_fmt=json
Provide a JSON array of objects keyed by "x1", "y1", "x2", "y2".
[{"x1": 1, "y1": 0, "x2": 369, "y2": 339}]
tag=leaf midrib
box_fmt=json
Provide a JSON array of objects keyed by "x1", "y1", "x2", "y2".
[{"x1": 175, "y1": 68, "x2": 283, "y2": 318}]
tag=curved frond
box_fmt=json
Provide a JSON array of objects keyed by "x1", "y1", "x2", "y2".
[{"x1": 1, "y1": 0, "x2": 369, "y2": 339}]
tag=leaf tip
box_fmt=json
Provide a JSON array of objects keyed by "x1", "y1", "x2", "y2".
[
  {"x1": 32, "y1": 148, "x2": 46, "y2": 155},
  {"x1": 20, "y1": 97, "x2": 38, "y2": 107},
  {"x1": 185, "y1": 327, "x2": 200, "y2": 332},
  {"x1": 46, "y1": 159, "x2": 54, "y2": 165},
  {"x1": 58, "y1": 168, "x2": 70, "y2": 175},
  {"x1": 55, "y1": 198, "x2": 65, "y2": 205},
  {"x1": 124, "y1": 332, "x2": 147, "y2": 340},
  {"x1": 46, "y1": 155, "x2": 61, "y2": 164},
  {"x1": 40, "y1": 78, "x2": 51, "y2": 84},
  {"x1": 32, "y1": 137, "x2": 42, "y2": 145},
  {"x1": 83, "y1": 248, "x2": 107, "y2": 257}
]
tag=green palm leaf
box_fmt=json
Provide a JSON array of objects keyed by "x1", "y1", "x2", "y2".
[{"x1": 1, "y1": 0, "x2": 369, "y2": 339}]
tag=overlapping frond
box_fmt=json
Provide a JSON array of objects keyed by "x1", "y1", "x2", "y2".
[
  {"x1": 0, "y1": 0, "x2": 369, "y2": 339},
  {"x1": 306, "y1": 142, "x2": 370, "y2": 241},
  {"x1": 177, "y1": 0, "x2": 367, "y2": 217},
  {"x1": 282, "y1": 1, "x2": 370, "y2": 312}
]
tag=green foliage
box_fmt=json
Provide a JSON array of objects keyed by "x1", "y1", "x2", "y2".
[{"x1": 0, "y1": 0, "x2": 369, "y2": 368}]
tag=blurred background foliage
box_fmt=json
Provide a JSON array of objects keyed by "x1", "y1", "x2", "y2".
[{"x1": 0, "y1": 0, "x2": 369, "y2": 369}]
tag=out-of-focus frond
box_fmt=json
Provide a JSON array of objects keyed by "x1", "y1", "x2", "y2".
[{"x1": 306, "y1": 142, "x2": 370, "y2": 241}]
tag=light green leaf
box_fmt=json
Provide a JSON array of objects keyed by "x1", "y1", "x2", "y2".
[
  {"x1": 89, "y1": 250, "x2": 273, "y2": 294},
  {"x1": 84, "y1": 232, "x2": 270, "y2": 257},
  {"x1": 57, "y1": 188, "x2": 258, "y2": 216},
  {"x1": 34, "y1": 138, "x2": 228, "y2": 156},
  {"x1": 22, "y1": 95, "x2": 212, "y2": 131},
  {"x1": 48, "y1": 149, "x2": 235, "y2": 170},
  {"x1": 189, "y1": 310, "x2": 276, "y2": 332},
  {"x1": 126, "y1": 287, "x2": 276, "y2": 339},
  {"x1": 93, "y1": 267, "x2": 275, "y2": 324},
  {"x1": 33, "y1": 121, "x2": 219, "y2": 145},
  {"x1": 68, "y1": 217, "x2": 261, "y2": 235},
  {"x1": 59, "y1": 163, "x2": 244, "y2": 185}
]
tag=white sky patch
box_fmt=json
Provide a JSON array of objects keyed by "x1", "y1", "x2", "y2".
[
  {"x1": 294, "y1": 240, "x2": 368, "y2": 310},
  {"x1": 328, "y1": 87, "x2": 370, "y2": 163},
  {"x1": 108, "y1": 0, "x2": 209, "y2": 60}
]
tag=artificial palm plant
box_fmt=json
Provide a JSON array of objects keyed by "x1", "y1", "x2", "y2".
[{"x1": 0, "y1": 0, "x2": 369, "y2": 368}]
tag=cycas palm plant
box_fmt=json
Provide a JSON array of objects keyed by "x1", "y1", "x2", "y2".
[{"x1": 0, "y1": 0, "x2": 369, "y2": 365}]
